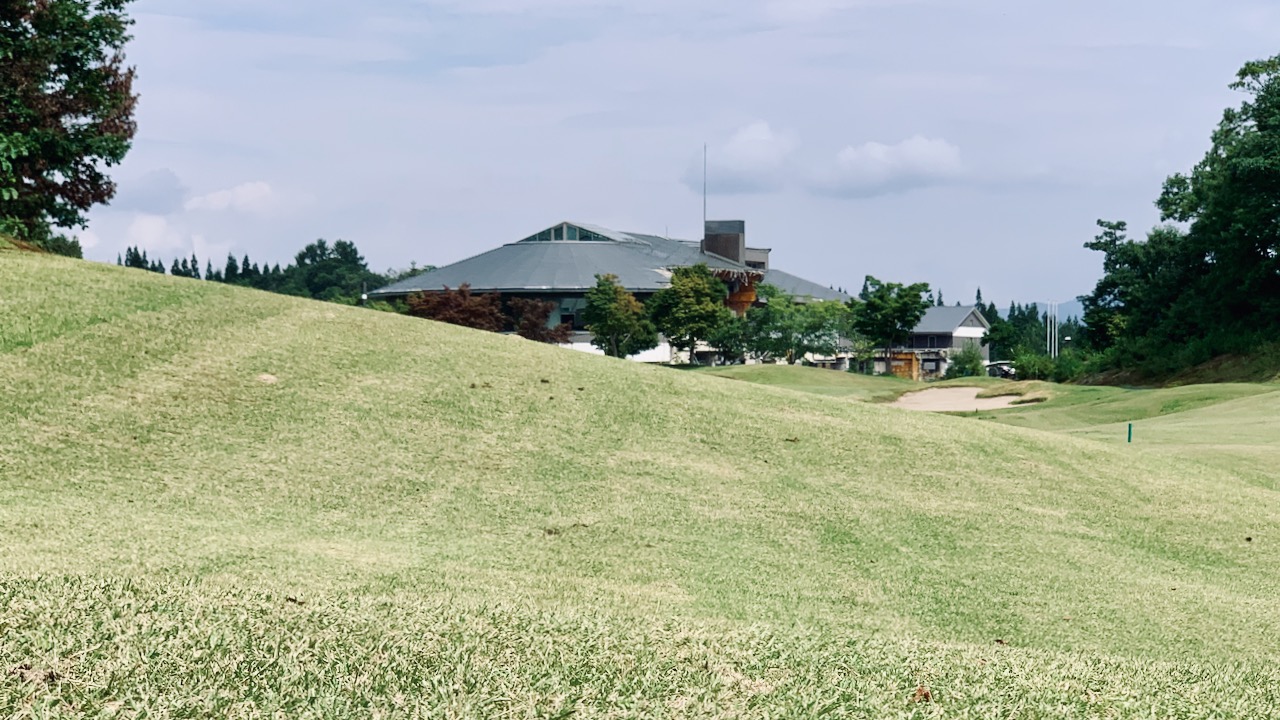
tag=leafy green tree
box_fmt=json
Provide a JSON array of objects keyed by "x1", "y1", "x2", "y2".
[
  {"x1": 982, "y1": 317, "x2": 1015, "y2": 362},
  {"x1": 648, "y1": 264, "x2": 732, "y2": 364},
  {"x1": 1052, "y1": 350, "x2": 1084, "y2": 383},
  {"x1": 847, "y1": 276, "x2": 931, "y2": 362},
  {"x1": 277, "y1": 239, "x2": 383, "y2": 303},
  {"x1": 582, "y1": 274, "x2": 658, "y2": 358},
  {"x1": 708, "y1": 314, "x2": 749, "y2": 364},
  {"x1": 944, "y1": 342, "x2": 985, "y2": 379},
  {"x1": 1080, "y1": 220, "x2": 1133, "y2": 352},
  {"x1": 1015, "y1": 351, "x2": 1054, "y2": 381},
  {"x1": 743, "y1": 284, "x2": 849, "y2": 364},
  {"x1": 1081, "y1": 55, "x2": 1280, "y2": 375},
  {"x1": 1, "y1": 0, "x2": 137, "y2": 253}
]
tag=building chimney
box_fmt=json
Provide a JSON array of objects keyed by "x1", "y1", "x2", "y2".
[{"x1": 702, "y1": 220, "x2": 746, "y2": 265}]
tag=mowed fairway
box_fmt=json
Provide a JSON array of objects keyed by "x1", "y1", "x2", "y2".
[{"x1": 3, "y1": 252, "x2": 1280, "y2": 718}]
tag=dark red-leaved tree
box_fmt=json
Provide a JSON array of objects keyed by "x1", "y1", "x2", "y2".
[
  {"x1": 508, "y1": 297, "x2": 572, "y2": 344},
  {"x1": 406, "y1": 285, "x2": 505, "y2": 332},
  {"x1": 1, "y1": 0, "x2": 138, "y2": 256}
]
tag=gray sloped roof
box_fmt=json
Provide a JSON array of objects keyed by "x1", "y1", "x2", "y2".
[
  {"x1": 369, "y1": 223, "x2": 825, "y2": 298},
  {"x1": 763, "y1": 269, "x2": 850, "y2": 302},
  {"x1": 913, "y1": 305, "x2": 990, "y2": 333}
]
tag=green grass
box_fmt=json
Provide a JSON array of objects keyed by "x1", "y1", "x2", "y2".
[
  {"x1": 700, "y1": 364, "x2": 921, "y2": 402},
  {"x1": 1166, "y1": 344, "x2": 1280, "y2": 384},
  {"x1": 977, "y1": 382, "x2": 1276, "y2": 432},
  {"x1": 4, "y1": 253, "x2": 1280, "y2": 717}
]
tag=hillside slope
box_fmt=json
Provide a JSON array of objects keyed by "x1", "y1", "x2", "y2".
[{"x1": 3, "y1": 253, "x2": 1280, "y2": 717}]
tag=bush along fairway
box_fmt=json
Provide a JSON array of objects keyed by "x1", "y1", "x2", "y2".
[{"x1": 3, "y1": 252, "x2": 1280, "y2": 718}]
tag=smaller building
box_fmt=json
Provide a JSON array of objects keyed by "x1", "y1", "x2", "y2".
[{"x1": 871, "y1": 305, "x2": 990, "y2": 380}]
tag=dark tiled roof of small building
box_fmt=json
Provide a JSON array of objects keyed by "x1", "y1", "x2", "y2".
[
  {"x1": 913, "y1": 305, "x2": 990, "y2": 333},
  {"x1": 762, "y1": 269, "x2": 849, "y2": 302}
]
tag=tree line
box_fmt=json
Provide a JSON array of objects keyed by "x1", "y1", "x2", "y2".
[
  {"x1": 407, "y1": 265, "x2": 990, "y2": 375},
  {"x1": 117, "y1": 239, "x2": 427, "y2": 306},
  {"x1": 1078, "y1": 54, "x2": 1280, "y2": 378}
]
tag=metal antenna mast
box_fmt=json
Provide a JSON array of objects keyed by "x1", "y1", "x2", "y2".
[{"x1": 703, "y1": 143, "x2": 708, "y2": 227}]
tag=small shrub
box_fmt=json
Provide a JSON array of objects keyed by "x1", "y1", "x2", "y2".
[
  {"x1": 509, "y1": 297, "x2": 572, "y2": 344},
  {"x1": 1015, "y1": 352, "x2": 1055, "y2": 381},
  {"x1": 1052, "y1": 351, "x2": 1085, "y2": 383},
  {"x1": 406, "y1": 285, "x2": 504, "y2": 331},
  {"x1": 945, "y1": 342, "x2": 985, "y2": 379}
]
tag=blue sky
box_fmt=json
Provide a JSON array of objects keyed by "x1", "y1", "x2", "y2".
[{"x1": 82, "y1": 0, "x2": 1280, "y2": 307}]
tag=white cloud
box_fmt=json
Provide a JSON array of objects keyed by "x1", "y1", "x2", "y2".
[
  {"x1": 126, "y1": 214, "x2": 187, "y2": 253},
  {"x1": 191, "y1": 234, "x2": 233, "y2": 270},
  {"x1": 75, "y1": 229, "x2": 102, "y2": 250},
  {"x1": 185, "y1": 181, "x2": 277, "y2": 213},
  {"x1": 810, "y1": 136, "x2": 963, "y2": 197},
  {"x1": 688, "y1": 121, "x2": 797, "y2": 195},
  {"x1": 111, "y1": 168, "x2": 189, "y2": 215}
]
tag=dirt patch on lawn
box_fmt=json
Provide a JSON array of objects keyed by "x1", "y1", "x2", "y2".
[{"x1": 892, "y1": 387, "x2": 1021, "y2": 412}]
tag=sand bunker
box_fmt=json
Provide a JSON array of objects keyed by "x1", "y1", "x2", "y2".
[{"x1": 891, "y1": 387, "x2": 1021, "y2": 412}]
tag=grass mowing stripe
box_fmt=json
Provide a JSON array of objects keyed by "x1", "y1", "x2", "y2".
[{"x1": 4, "y1": 254, "x2": 1280, "y2": 717}]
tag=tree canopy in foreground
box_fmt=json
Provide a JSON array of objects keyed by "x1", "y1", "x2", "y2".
[{"x1": 1, "y1": 0, "x2": 137, "y2": 256}]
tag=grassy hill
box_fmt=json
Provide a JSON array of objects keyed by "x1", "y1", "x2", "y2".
[
  {"x1": 4, "y1": 252, "x2": 1280, "y2": 717},
  {"x1": 700, "y1": 364, "x2": 919, "y2": 402}
]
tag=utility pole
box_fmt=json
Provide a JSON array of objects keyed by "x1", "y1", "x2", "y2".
[{"x1": 702, "y1": 143, "x2": 708, "y2": 228}]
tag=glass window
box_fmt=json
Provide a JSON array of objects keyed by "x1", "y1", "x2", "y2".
[
  {"x1": 553, "y1": 226, "x2": 564, "y2": 241},
  {"x1": 567, "y1": 225, "x2": 579, "y2": 241}
]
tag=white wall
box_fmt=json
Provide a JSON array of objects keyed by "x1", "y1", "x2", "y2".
[{"x1": 563, "y1": 340, "x2": 674, "y2": 364}]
